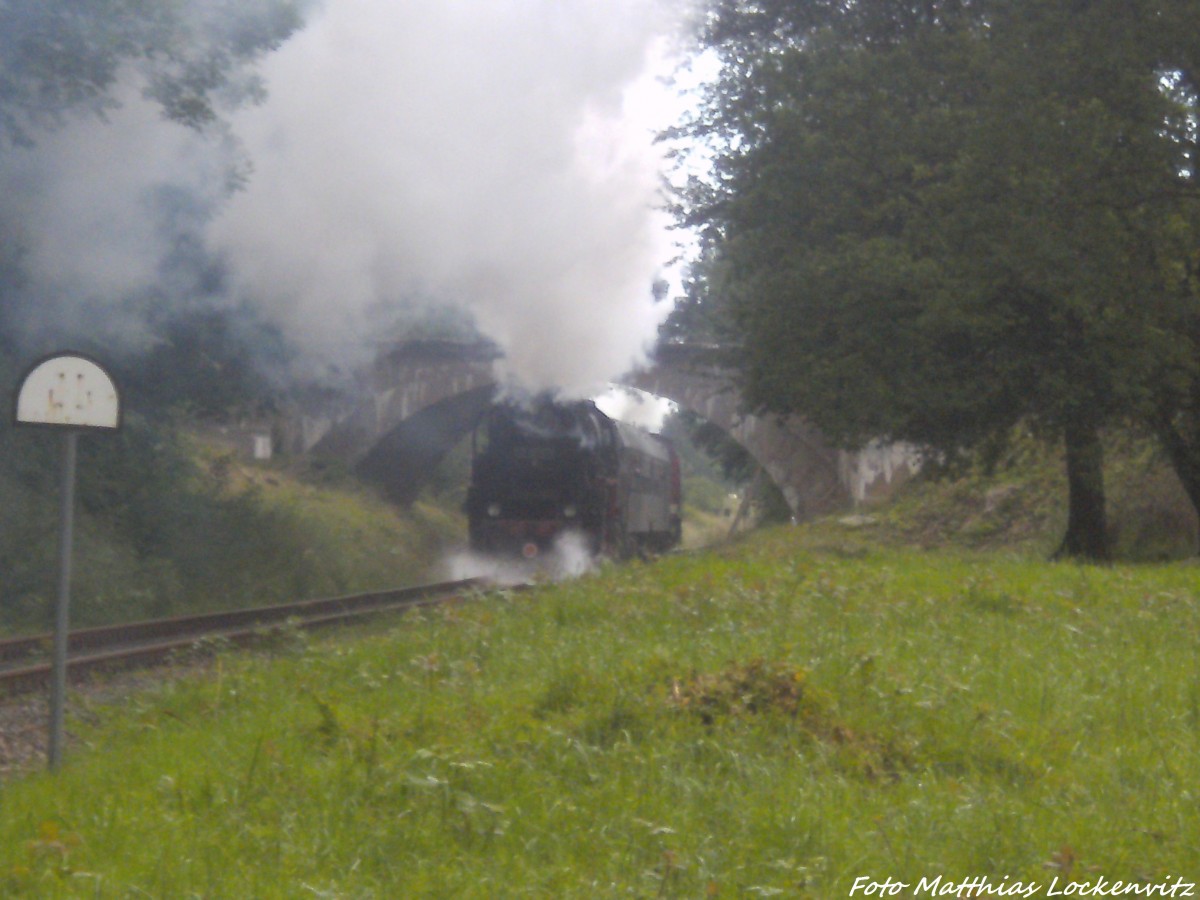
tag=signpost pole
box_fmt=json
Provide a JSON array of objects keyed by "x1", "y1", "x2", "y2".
[
  {"x1": 14, "y1": 351, "x2": 120, "y2": 772},
  {"x1": 48, "y1": 430, "x2": 78, "y2": 772}
]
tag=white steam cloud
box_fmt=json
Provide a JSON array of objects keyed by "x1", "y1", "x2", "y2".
[
  {"x1": 211, "y1": 0, "x2": 692, "y2": 391},
  {"x1": 3, "y1": 0, "x2": 699, "y2": 393}
]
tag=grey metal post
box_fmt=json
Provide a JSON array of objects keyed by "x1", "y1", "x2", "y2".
[
  {"x1": 14, "y1": 353, "x2": 120, "y2": 772},
  {"x1": 49, "y1": 429, "x2": 78, "y2": 771}
]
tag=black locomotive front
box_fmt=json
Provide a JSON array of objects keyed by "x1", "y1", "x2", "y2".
[{"x1": 466, "y1": 400, "x2": 616, "y2": 558}]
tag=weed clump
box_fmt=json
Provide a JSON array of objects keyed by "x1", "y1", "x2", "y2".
[
  {"x1": 669, "y1": 659, "x2": 815, "y2": 725},
  {"x1": 669, "y1": 660, "x2": 912, "y2": 780}
]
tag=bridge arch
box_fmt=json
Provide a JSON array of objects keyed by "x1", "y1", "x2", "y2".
[
  {"x1": 294, "y1": 340, "x2": 497, "y2": 504},
  {"x1": 294, "y1": 340, "x2": 915, "y2": 515}
]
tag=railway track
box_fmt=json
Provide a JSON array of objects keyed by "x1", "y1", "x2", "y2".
[{"x1": 0, "y1": 579, "x2": 498, "y2": 696}]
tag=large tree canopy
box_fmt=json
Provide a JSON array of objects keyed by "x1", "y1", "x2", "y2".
[{"x1": 673, "y1": 0, "x2": 1200, "y2": 559}]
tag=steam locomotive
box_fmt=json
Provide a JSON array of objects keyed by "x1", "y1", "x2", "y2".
[{"x1": 465, "y1": 398, "x2": 682, "y2": 560}]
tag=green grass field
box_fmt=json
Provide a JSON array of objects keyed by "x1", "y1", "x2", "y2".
[{"x1": 1, "y1": 523, "x2": 1197, "y2": 897}]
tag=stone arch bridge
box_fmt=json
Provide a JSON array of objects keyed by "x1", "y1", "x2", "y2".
[{"x1": 286, "y1": 340, "x2": 915, "y2": 518}]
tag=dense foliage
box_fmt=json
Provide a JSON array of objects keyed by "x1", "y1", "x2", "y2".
[
  {"x1": 672, "y1": 0, "x2": 1200, "y2": 559},
  {"x1": 0, "y1": 349, "x2": 459, "y2": 631}
]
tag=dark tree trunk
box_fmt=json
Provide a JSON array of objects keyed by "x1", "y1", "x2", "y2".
[
  {"x1": 1154, "y1": 417, "x2": 1200, "y2": 554},
  {"x1": 1054, "y1": 417, "x2": 1110, "y2": 563}
]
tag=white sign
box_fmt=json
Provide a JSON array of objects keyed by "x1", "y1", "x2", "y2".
[{"x1": 15, "y1": 353, "x2": 121, "y2": 430}]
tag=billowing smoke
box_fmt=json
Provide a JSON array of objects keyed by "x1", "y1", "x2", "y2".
[
  {"x1": 2, "y1": 0, "x2": 697, "y2": 394},
  {"x1": 595, "y1": 385, "x2": 675, "y2": 431},
  {"x1": 213, "y1": 0, "x2": 689, "y2": 391},
  {"x1": 1, "y1": 89, "x2": 237, "y2": 350}
]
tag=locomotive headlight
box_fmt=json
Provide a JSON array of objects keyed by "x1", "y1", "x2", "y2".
[
  {"x1": 487, "y1": 503, "x2": 501, "y2": 517},
  {"x1": 563, "y1": 504, "x2": 577, "y2": 518}
]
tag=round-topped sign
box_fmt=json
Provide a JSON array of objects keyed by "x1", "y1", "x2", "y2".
[
  {"x1": 11, "y1": 351, "x2": 121, "y2": 770},
  {"x1": 14, "y1": 352, "x2": 121, "y2": 430}
]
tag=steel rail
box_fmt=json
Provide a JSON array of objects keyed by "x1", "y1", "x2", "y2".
[{"x1": 0, "y1": 578, "x2": 500, "y2": 696}]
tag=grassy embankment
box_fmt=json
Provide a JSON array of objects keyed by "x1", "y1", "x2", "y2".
[
  {"x1": 0, "y1": 423, "x2": 462, "y2": 633},
  {"x1": 0, "y1": 506, "x2": 1197, "y2": 895},
  {"x1": 0, "y1": 430, "x2": 1196, "y2": 895}
]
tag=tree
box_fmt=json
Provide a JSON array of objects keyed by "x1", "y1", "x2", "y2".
[
  {"x1": 120, "y1": 307, "x2": 289, "y2": 418},
  {"x1": 673, "y1": 0, "x2": 1200, "y2": 560},
  {"x1": 0, "y1": 0, "x2": 306, "y2": 147}
]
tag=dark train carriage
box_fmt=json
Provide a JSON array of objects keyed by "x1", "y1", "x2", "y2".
[
  {"x1": 610, "y1": 420, "x2": 682, "y2": 554},
  {"x1": 466, "y1": 398, "x2": 681, "y2": 559}
]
